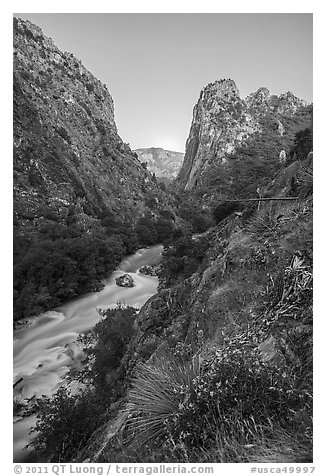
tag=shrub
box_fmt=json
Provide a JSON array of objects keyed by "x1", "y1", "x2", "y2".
[
  {"x1": 289, "y1": 128, "x2": 313, "y2": 163},
  {"x1": 158, "y1": 233, "x2": 210, "y2": 287},
  {"x1": 124, "y1": 255, "x2": 312, "y2": 462},
  {"x1": 28, "y1": 387, "x2": 105, "y2": 462},
  {"x1": 178, "y1": 204, "x2": 213, "y2": 233},
  {"x1": 213, "y1": 201, "x2": 240, "y2": 224},
  {"x1": 76, "y1": 305, "x2": 137, "y2": 397},
  {"x1": 135, "y1": 215, "x2": 158, "y2": 246}
]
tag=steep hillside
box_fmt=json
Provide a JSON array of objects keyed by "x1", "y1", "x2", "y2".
[
  {"x1": 134, "y1": 147, "x2": 184, "y2": 181},
  {"x1": 13, "y1": 18, "x2": 175, "y2": 228},
  {"x1": 16, "y1": 32, "x2": 313, "y2": 464},
  {"x1": 175, "y1": 79, "x2": 312, "y2": 205},
  {"x1": 103, "y1": 158, "x2": 312, "y2": 463},
  {"x1": 13, "y1": 18, "x2": 177, "y2": 321},
  {"x1": 29, "y1": 153, "x2": 313, "y2": 464}
]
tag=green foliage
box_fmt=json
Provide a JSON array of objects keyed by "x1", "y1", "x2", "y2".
[
  {"x1": 289, "y1": 128, "x2": 313, "y2": 163},
  {"x1": 13, "y1": 212, "x2": 127, "y2": 320},
  {"x1": 13, "y1": 201, "x2": 174, "y2": 321},
  {"x1": 76, "y1": 305, "x2": 137, "y2": 397},
  {"x1": 28, "y1": 387, "x2": 105, "y2": 462},
  {"x1": 135, "y1": 215, "x2": 158, "y2": 246},
  {"x1": 158, "y1": 232, "x2": 210, "y2": 288},
  {"x1": 29, "y1": 305, "x2": 137, "y2": 462},
  {"x1": 213, "y1": 201, "x2": 241, "y2": 224},
  {"x1": 124, "y1": 255, "x2": 312, "y2": 462},
  {"x1": 155, "y1": 217, "x2": 174, "y2": 243},
  {"x1": 178, "y1": 203, "x2": 213, "y2": 233}
]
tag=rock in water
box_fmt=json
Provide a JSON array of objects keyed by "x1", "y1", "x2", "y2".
[
  {"x1": 115, "y1": 274, "x2": 135, "y2": 288},
  {"x1": 138, "y1": 265, "x2": 157, "y2": 277}
]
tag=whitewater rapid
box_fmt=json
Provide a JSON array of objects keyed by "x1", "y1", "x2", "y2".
[{"x1": 13, "y1": 245, "x2": 163, "y2": 462}]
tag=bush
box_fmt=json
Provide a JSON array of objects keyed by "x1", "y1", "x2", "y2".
[
  {"x1": 123, "y1": 254, "x2": 312, "y2": 463},
  {"x1": 28, "y1": 387, "x2": 105, "y2": 462},
  {"x1": 289, "y1": 128, "x2": 313, "y2": 163},
  {"x1": 155, "y1": 217, "x2": 174, "y2": 243},
  {"x1": 158, "y1": 233, "x2": 210, "y2": 288},
  {"x1": 76, "y1": 305, "x2": 137, "y2": 397},
  {"x1": 213, "y1": 201, "x2": 240, "y2": 224},
  {"x1": 178, "y1": 204, "x2": 213, "y2": 233},
  {"x1": 135, "y1": 215, "x2": 158, "y2": 246}
]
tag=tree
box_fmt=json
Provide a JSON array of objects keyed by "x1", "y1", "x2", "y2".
[{"x1": 289, "y1": 127, "x2": 313, "y2": 163}]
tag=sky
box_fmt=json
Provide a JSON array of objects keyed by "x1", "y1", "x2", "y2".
[{"x1": 14, "y1": 13, "x2": 312, "y2": 152}]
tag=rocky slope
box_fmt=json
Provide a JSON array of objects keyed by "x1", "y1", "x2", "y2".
[
  {"x1": 134, "y1": 147, "x2": 184, "y2": 181},
  {"x1": 76, "y1": 152, "x2": 313, "y2": 463},
  {"x1": 175, "y1": 79, "x2": 312, "y2": 204},
  {"x1": 13, "y1": 17, "x2": 175, "y2": 233}
]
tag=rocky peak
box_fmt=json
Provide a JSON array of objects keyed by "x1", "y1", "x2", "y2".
[
  {"x1": 271, "y1": 91, "x2": 307, "y2": 115},
  {"x1": 245, "y1": 86, "x2": 271, "y2": 110},
  {"x1": 175, "y1": 78, "x2": 312, "y2": 199},
  {"x1": 200, "y1": 79, "x2": 240, "y2": 104},
  {"x1": 176, "y1": 78, "x2": 259, "y2": 192}
]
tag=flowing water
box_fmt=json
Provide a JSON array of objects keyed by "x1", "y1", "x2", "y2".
[{"x1": 13, "y1": 245, "x2": 163, "y2": 462}]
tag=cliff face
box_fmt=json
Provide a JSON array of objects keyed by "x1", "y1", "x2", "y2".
[
  {"x1": 175, "y1": 79, "x2": 311, "y2": 201},
  {"x1": 134, "y1": 148, "x2": 184, "y2": 181},
  {"x1": 13, "y1": 18, "x2": 175, "y2": 231}
]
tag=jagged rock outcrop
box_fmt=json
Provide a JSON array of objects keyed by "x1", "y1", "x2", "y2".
[
  {"x1": 134, "y1": 147, "x2": 184, "y2": 181},
  {"x1": 175, "y1": 79, "x2": 311, "y2": 202},
  {"x1": 13, "y1": 18, "x2": 175, "y2": 233}
]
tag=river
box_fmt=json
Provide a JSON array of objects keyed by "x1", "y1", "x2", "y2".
[{"x1": 13, "y1": 245, "x2": 163, "y2": 462}]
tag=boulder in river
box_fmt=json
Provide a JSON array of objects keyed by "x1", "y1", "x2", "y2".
[
  {"x1": 138, "y1": 265, "x2": 157, "y2": 277},
  {"x1": 115, "y1": 274, "x2": 135, "y2": 288}
]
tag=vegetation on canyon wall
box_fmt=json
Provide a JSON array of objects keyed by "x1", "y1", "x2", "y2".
[
  {"x1": 27, "y1": 127, "x2": 313, "y2": 463},
  {"x1": 13, "y1": 18, "x2": 179, "y2": 322},
  {"x1": 14, "y1": 18, "x2": 313, "y2": 465}
]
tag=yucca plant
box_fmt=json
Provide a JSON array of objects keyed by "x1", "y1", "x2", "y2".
[{"x1": 125, "y1": 353, "x2": 201, "y2": 446}]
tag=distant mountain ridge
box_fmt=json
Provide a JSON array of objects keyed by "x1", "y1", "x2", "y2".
[{"x1": 134, "y1": 147, "x2": 184, "y2": 181}]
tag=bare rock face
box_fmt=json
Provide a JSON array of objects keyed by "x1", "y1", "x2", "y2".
[
  {"x1": 176, "y1": 79, "x2": 257, "y2": 192},
  {"x1": 115, "y1": 274, "x2": 135, "y2": 288},
  {"x1": 134, "y1": 148, "x2": 184, "y2": 181},
  {"x1": 13, "y1": 17, "x2": 175, "y2": 233},
  {"x1": 175, "y1": 78, "x2": 311, "y2": 201}
]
